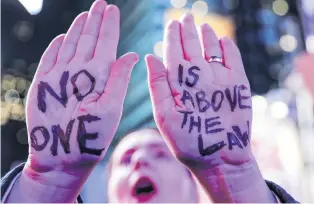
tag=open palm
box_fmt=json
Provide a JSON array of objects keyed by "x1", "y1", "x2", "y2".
[
  {"x1": 26, "y1": 0, "x2": 138, "y2": 172},
  {"x1": 146, "y1": 14, "x2": 253, "y2": 170}
]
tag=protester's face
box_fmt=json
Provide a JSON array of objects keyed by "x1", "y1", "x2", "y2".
[{"x1": 107, "y1": 129, "x2": 197, "y2": 203}]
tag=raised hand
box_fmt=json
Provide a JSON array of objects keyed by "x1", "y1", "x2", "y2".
[
  {"x1": 25, "y1": 0, "x2": 138, "y2": 183},
  {"x1": 146, "y1": 14, "x2": 252, "y2": 170},
  {"x1": 145, "y1": 14, "x2": 276, "y2": 203}
]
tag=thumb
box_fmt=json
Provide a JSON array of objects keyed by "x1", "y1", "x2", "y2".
[
  {"x1": 99, "y1": 52, "x2": 139, "y2": 106},
  {"x1": 145, "y1": 54, "x2": 174, "y2": 112}
]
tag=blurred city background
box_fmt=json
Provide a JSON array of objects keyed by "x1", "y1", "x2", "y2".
[{"x1": 1, "y1": 0, "x2": 314, "y2": 202}]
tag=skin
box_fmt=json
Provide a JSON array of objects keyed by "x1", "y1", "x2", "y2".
[
  {"x1": 7, "y1": 1, "x2": 139, "y2": 202},
  {"x1": 107, "y1": 129, "x2": 198, "y2": 203},
  {"x1": 5, "y1": 0, "x2": 277, "y2": 203},
  {"x1": 145, "y1": 14, "x2": 277, "y2": 202}
]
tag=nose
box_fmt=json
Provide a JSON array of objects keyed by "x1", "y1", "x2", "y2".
[{"x1": 132, "y1": 149, "x2": 150, "y2": 170}]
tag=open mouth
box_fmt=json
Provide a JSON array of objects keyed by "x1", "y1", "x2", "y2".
[{"x1": 132, "y1": 176, "x2": 157, "y2": 202}]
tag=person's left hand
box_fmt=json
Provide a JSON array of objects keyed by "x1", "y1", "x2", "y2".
[{"x1": 145, "y1": 13, "x2": 253, "y2": 171}]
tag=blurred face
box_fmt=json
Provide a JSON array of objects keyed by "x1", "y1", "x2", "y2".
[{"x1": 107, "y1": 129, "x2": 197, "y2": 203}]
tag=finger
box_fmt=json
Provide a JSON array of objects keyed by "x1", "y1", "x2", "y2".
[
  {"x1": 145, "y1": 54, "x2": 175, "y2": 112},
  {"x1": 94, "y1": 5, "x2": 120, "y2": 64},
  {"x1": 163, "y1": 20, "x2": 184, "y2": 68},
  {"x1": 76, "y1": 0, "x2": 107, "y2": 60},
  {"x1": 36, "y1": 34, "x2": 65, "y2": 76},
  {"x1": 57, "y1": 12, "x2": 88, "y2": 64},
  {"x1": 180, "y1": 13, "x2": 202, "y2": 61},
  {"x1": 220, "y1": 36, "x2": 245, "y2": 73},
  {"x1": 200, "y1": 24, "x2": 222, "y2": 60},
  {"x1": 98, "y1": 52, "x2": 139, "y2": 106}
]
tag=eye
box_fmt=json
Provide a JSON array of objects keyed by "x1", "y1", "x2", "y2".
[
  {"x1": 120, "y1": 154, "x2": 132, "y2": 165},
  {"x1": 155, "y1": 150, "x2": 168, "y2": 159}
]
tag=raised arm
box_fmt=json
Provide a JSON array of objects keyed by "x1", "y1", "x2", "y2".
[
  {"x1": 145, "y1": 13, "x2": 276, "y2": 203},
  {"x1": 4, "y1": 0, "x2": 138, "y2": 202}
]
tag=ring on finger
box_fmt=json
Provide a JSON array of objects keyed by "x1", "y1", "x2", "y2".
[{"x1": 207, "y1": 56, "x2": 223, "y2": 64}]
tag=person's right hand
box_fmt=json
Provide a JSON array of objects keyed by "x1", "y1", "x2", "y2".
[{"x1": 25, "y1": 0, "x2": 138, "y2": 177}]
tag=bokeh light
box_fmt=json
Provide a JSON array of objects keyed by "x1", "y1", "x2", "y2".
[
  {"x1": 16, "y1": 128, "x2": 28, "y2": 144},
  {"x1": 306, "y1": 35, "x2": 314, "y2": 53},
  {"x1": 257, "y1": 8, "x2": 277, "y2": 25},
  {"x1": 272, "y1": 0, "x2": 289, "y2": 16},
  {"x1": 10, "y1": 103, "x2": 25, "y2": 120},
  {"x1": 18, "y1": 0, "x2": 43, "y2": 15},
  {"x1": 12, "y1": 59, "x2": 27, "y2": 71},
  {"x1": 302, "y1": 0, "x2": 314, "y2": 16},
  {"x1": 192, "y1": 1, "x2": 208, "y2": 17},
  {"x1": 279, "y1": 35, "x2": 297, "y2": 52},
  {"x1": 15, "y1": 77, "x2": 27, "y2": 93},
  {"x1": 270, "y1": 101, "x2": 289, "y2": 119},
  {"x1": 252, "y1": 95, "x2": 268, "y2": 115},
  {"x1": 170, "y1": 0, "x2": 187, "y2": 9},
  {"x1": 153, "y1": 41, "x2": 163, "y2": 58},
  {"x1": 276, "y1": 122, "x2": 302, "y2": 175},
  {"x1": 13, "y1": 21, "x2": 34, "y2": 42},
  {"x1": 4, "y1": 89, "x2": 20, "y2": 104},
  {"x1": 2, "y1": 75, "x2": 16, "y2": 91},
  {"x1": 1, "y1": 102, "x2": 11, "y2": 126}
]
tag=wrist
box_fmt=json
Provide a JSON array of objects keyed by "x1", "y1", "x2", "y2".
[
  {"x1": 23, "y1": 159, "x2": 96, "y2": 188},
  {"x1": 7, "y1": 160, "x2": 94, "y2": 203},
  {"x1": 190, "y1": 159, "x2": 276, "y2": 203},
  {"x1": 23, "y1": 162, "x2": 88, "y2": 189}
]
